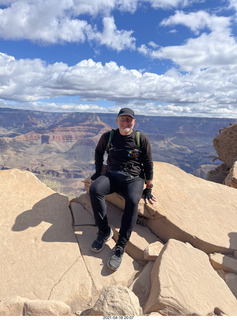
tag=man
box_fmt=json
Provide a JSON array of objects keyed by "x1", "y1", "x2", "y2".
[{"x1": 89, "y1": 107, "x2": 156, "y2": 271}]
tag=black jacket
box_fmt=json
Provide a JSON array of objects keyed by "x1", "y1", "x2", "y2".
[{"x1": 94, "y1": 129, "x2": 153, "y2": 180}]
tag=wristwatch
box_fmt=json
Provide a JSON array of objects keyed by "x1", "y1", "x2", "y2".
[{"x1": 146, "y1": 184, "x2": 153, "y2": 189}]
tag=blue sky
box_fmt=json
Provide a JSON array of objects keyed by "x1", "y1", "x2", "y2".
[{"x1": 0, "y1": 0, "x2": 237, "y2": 118}]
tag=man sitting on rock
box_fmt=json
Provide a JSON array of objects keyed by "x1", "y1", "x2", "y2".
[{"x1": 89, "y1": 107, "x2": 156, "y2": 271}]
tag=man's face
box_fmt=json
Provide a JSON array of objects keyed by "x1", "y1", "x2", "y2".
[{"x1": 116, "y1": 115, "x2": 136, "y2": 135}]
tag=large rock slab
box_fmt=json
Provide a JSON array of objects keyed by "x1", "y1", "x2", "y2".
[
  {"x1": 0, "y1": 169, "x2": 91, "y2": 313},
  {"x1": 147, "y1": 162, "x2": 237, "y2": 254},
  {"x1": 144, "y1": 239, "x2": 237, "y2": 316}
]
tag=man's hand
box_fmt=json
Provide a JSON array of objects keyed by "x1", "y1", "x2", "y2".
[
  {"x1": 90, "y1": 172, "x2": 100, "y2": 183},
  {"x1": 142, "y1": 187, "x2": 157, "y2": 205}
]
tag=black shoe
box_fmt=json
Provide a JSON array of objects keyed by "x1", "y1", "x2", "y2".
[
  {"x1": 91, "y1": 227, "x2": 113, "y2": 252},
  {"x1": 107, "y1": 245, "x2": 125, "y2": 271}
]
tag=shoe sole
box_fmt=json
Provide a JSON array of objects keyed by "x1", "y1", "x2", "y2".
[{"x1": 91, "y1": 228, "x2": 114, "y2": 253}]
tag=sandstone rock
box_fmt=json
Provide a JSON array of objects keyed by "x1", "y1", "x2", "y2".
[
  {"x1": 0, "y1": 296, "x2": 25, "y2": 316},
  {"x1": 0, "y1": 296, "x2": 70, "y2": 316},
  {"x1": 144, "y1": 239, "x2": 237, "y2": 316},
  {"x1": 213, "y1": 123, "x2": 237, "y2": 168},
  {"x1": 225, "y1": 161, "x2": 237, "y2": 188},
  {"x1": 89, "y1": 285, "x2": 142, "y2": 316},
  {"x1": 210, "y1": 253, "x2": 237, "y2": 273},
  {"x1": 129, "y1": 261, "x2": 154, "y2": 308},
  {"x1": 23, "y1": 299, "x2": 71, "y2": 316},
  {"x1": 0, "y1": 169, "x2": 91, "y2": 313},
  {"x1": 144, "y1": 241, "x2": 164, "y2": 261},
  {"x1": 146, "y1": 162, "x2": 237, "y2": 254}
]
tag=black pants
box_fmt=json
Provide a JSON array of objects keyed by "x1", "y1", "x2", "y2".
[{"x1": 89, "y1": 172, "x2": 144, "y2": 244}]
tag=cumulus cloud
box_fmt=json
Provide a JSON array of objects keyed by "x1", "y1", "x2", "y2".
[
  {"x1": 0, "y1": 0, "x2": 205, "y2": 48},
  {"x1": 139, "y1": 10, "x2": 237, "y2": 72},
  {"x1": 160, "y1": 10, "x2": 231, "y2": 34},
  {"x1": 87, "y1": 16, "x2": 136, "y2": 51},
  {"x1": 1, "y1": 53, "x2": 237, "y2": 118},
  {"x1": 0, "y1": 0, "x2": 237, "y2": 118},
  {"x1": 0, "y1": 0, "x2": 136, "y2": 49}
]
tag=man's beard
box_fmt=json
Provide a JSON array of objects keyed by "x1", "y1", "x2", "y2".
[{"x1": 121, "y1": 127, "x2": 132, "y2": 134}]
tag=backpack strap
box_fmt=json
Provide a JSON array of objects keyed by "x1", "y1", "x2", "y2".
[
  {"x1": 135, "y1": 130, "x2": 140, "y2": 148},
  {"x1": 106, "y1": 129, "x2": 115, "y2": 152}
]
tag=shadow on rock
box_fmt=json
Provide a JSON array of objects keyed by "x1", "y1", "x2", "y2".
[{"x1": 11, "y1": 193, "x2": 76, "y2": 243}]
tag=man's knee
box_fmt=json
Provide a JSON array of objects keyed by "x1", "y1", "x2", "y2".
[
  {"x1": 125, "y1": 196, "x2": 140, "y2": 208},
  {"x1": 89, "y1": 182, "x2": 98, "y2": 197},
  {"x1": 89, "y1": 176, "x2": 109, "y2": 198}
]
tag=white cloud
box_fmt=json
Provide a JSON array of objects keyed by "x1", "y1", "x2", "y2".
[
  {"x1": 0, "y1": 0, "x2": 136, "y2": 50},
  {"x1": 1, "y1": 53, "x2": 237, "y2": 118},
  {"x1": 0, "y1": 0, "x2": 206, "y2": 48},
  {"x1": 144, "y1": 0, "x2": 203, "y2": 10},
  {"x1": 160, "y1": 10, "x2": 231, "y2": 34},
  {"x1": 139, "y1": 10, "x2": 237, "y2": 72},
  {"x1": 228, "y1": 0, "x2": 237, "y2": 12},
  {"x1": 0, "y1": 1, "x2": 89, "y2": 43},
  {"x1": 0, "y1": 0, "x2": 236, "y2": 118},
  {"x1": 88, "y1": 16, "x2": 136, "y2": 51},
  {"x1": 147, "y1": 30, "x2": 237, "y2": 71}
]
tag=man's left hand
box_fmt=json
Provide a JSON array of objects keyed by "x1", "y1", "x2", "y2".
[{"x1": 142, "y1": 187, "x2": 157, "y2": 205}]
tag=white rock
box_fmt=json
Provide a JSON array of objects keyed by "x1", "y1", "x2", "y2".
[{"x1": 89, "y1": 285, "x2": 142, "y2": 316}]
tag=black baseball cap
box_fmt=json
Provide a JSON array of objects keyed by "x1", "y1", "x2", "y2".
[{"x1": 117, "y1": 108, "x2": 135, "y2": 119}]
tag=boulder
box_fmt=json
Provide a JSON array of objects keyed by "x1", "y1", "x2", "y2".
[
  {"x1": 144, "y1": 241, "x2": 164, "y2": 261},
  {"x1": 213, "y1": 123, "x2": 237, "y2": 168},
  {"x1": 144, "y1": 239, "x2": 237, "y2": 316},
  {"x1": 89, "y1": 285, "x2": 142, "y2": 316},
  {"x1": 23, "y1": 299, "x2": 70, "y2": 316},
  {"x1": 0, "y1": 296, "x2": 25, "y2": 316}
]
